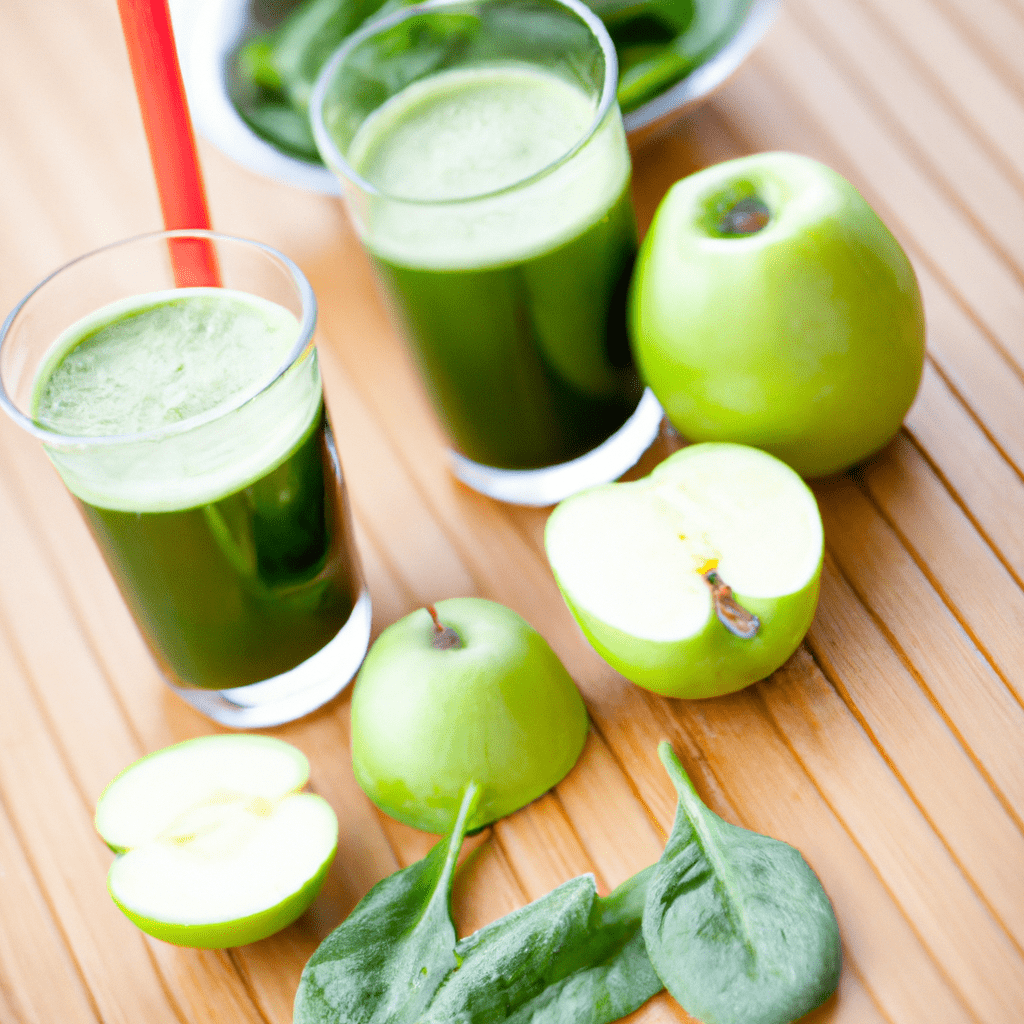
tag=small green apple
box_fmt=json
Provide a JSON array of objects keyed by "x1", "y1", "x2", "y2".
[
  {"x1": 545, "y1": 442, "x2": 823, "y2": 698},
  {"x1": 630, "y1": 151, "x2": 926, "y2": 478},
  {"x1": 350, "y1": 597, "x2": 588, "y2": 834},
  {"x1": 94, "y1": 734, "x2": 337, "y2": 948}
]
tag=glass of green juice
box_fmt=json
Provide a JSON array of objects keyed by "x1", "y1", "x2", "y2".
[
  {"x1": 310, "y1": 0, "x2": 664, "y2": 505},
  {"x1": 0, "y1": 231, "x2": 371, "y2": 728}
]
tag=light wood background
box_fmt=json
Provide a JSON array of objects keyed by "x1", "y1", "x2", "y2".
[{"x1": 2, "y1": 0, "x2": 1024, "y2": 1022}]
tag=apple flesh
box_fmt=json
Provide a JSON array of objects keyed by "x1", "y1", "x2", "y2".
[
  {"x1": 350, "y1": 597, "x2": 588, "y2": 834},
  {"x1": 545, "y1": 442, "x2": 824, "y2": 699},
  {"x1": 629, "y1": 151, "x2": 926, "y2": 478},
  {"x1": 95, "y1": 734, "x2": 337, "y2": 948}
]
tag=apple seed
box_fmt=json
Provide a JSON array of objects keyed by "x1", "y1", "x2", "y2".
[
  {"x1": 702, "y1": 570, "x2": 760, "y2": 639},
  {"x1": 427, "y1": 604, "x2": 464, "y2": 650}
]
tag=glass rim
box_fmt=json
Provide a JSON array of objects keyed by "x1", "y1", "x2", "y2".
[
  {"x1": 309, "y1": 0, "x2": 621, "y2": 207},
  {"x1": 0, "y1": 228, "x2": 318, "y2": 450}
]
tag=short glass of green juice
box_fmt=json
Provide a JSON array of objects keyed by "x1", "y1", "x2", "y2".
[
  {"x1": 0, "y1": 231, "x2": 371, "y2": 728},
  {"x1": 311, "y1": 0, "x2": 663, "y2": 505}
]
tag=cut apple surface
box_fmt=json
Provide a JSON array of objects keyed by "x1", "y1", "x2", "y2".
[
  {"x1": 545, "y1": 443, "x2": 824, "y2": 699},
  {"x1": 95, "y1": 734, "x2": 338, "y2": 948}
]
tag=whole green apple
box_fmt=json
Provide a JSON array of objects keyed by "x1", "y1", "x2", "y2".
[
  {"x1": 545, "y1": 442, "x2": 823, "y2": 699},
  {"x1": 629, "y1": 151, "x2": 925, "y2": 478},
  {"x1": 94, "y1": 735, "x2": 338, "y2": 948},
  {"x1": 350, "y1": 597, "x2": 588, "y2": 834}
]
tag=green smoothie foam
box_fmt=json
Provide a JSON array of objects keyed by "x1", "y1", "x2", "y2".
[
  {"x1": 33, "y1": 288, "x2": 322, "y2": 512},
  {"x1": 347, "y1": 65, "x2": 633, "y2": 271},
  {"x1": 35, "y1": 288, "x2": 299, "y2": 437}
]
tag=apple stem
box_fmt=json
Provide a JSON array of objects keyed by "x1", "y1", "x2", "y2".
[
  {"x1": 427, "y1": 605, "x2": 464, "y2": 650},
  {"x1": 719, "y1": 196, "x2": 770, "y2": 235},
  {"x1": 702, "y1": 570, "x2": 760, "y2": 639}
]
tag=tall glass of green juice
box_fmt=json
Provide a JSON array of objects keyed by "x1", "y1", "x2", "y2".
[
  {"x1": 311, "y1": 0, "x2": 663, "y2": 505},
  {"x1": 0, "y1": 231, "x2": 371, "y2": 728}
]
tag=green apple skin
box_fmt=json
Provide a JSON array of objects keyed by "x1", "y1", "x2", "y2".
[
  {"x1": 630, "y1": 152, "x2": 925, "y2": 478},
  {"x1": 545, "y1": 443, "x2": 824, "y2": 699},
  {"x1": 107, "y1": 819, "x2": 336, "y2": 949},
  {"x1": 350, "y1": 597, "x2": 588, "y2": 835}
]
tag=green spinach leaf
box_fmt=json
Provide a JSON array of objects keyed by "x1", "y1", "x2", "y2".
[
  {"x1": 643, "y1": 742, "x2": 841, "y2": 1024},
  {"x1": 423, "y1": 867, "x2": 662, "y2": 1024},
  {"x1": 232, "y1": 0, "x2": 758, "y2": 159},
  {"x1": 294, "y1": 781, "x2": 478, "y2": 1024},
  {"x1": 295, "y1": 742, "x2": 841, "y2": 1024},
  {"x1": 614, "y1": 0, "x2": 754, "y2": 111},
  {"x1": 294, "y1": 783, "x2": 661, "y2": 1024},
  {"x1": 238, "y1": 0, "x2": 402, "y2": 108}
]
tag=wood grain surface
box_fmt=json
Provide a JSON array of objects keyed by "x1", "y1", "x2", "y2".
[{"x1": 1, "y1": 0, "x2": 1023, "y2": 1022}]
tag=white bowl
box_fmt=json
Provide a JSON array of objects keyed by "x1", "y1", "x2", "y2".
[{"x1": 176, "y1": 0, "x2": 780, "y2": 196}]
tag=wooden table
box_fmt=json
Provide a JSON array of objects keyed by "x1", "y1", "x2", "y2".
[{"x1": 2, "y1": 0, "x2": 1023, "y2": 1021}]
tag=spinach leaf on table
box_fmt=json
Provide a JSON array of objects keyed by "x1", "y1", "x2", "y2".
[
  {"x1": 295, "y1": 741, "x2": 842, "y2": 1024},
  {"x1": 423, "y1": 867, "x2": 662, "y2": 1024},
  {"x1": 294, "y1": 785, "x2": 662, "y2": 1024},
  {"x1": 643, "y1": 742, "x2": 842, "y2": 1024},
  {"x1": 293, "y1": 781, "x2": 478, "y2": 1024}
]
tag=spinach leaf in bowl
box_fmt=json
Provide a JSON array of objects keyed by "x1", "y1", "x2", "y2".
[{"x1": 231, "y1": 0, "x2": 758, "y2": 161}]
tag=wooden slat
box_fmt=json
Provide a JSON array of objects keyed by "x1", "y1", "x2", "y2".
[
  {"x1": 857, "y1": 0, "x2": 1024, "y2": 179},
  {"x1": 788, "y1": 0, "x2": 1024, "y2": 276},
  {"x1": 914, "y1": 266, "x2": 1024, "y2": 484},
  {"x1": 822, "y1": 459, "x2": 1024, "y2": 821},
  {"x1": 752, "y1": 10, "x2": 1024, "y2": 372},
  {"x1": 900, "y1": 360, "x2": 1024, "y2": 579},
  {"x1": 807, "y1": 559, "x2": 1024, "y2": 1019},
  {"x1": 0, "y1": 1, "x2": 157, "y2": 268},
  {"x1": 0, "y1": 622, "x2": 184, "y2": 1024},
  {"x1": 932, "y1": 0, "x2": 1024, "y2": 99},
  {"x1": 0, "y1": 794, "x2": 100, "y2": 1024}
]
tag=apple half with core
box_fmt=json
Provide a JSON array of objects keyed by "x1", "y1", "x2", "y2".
[
  {"x1": 545, "y1": 443, "x2": 824, "y2": 699},
  {"x1": 94, "y1": 734, "x2": 338, "y2": 948},
  {"x1": 629, "y1": 151, "x2": 926, "y2": 478},
  {"x1": 350, "y1": 597, "x2": 589, "y2": 834}
]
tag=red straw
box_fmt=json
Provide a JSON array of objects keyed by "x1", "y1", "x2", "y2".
[{"x1": 117, "y1": 0, "x2": 220, "y2": 286}]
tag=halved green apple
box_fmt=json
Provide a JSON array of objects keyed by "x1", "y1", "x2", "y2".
[
  {"x1": 95, "y1": 734, "x2": 338, "y2": 948},
  {"x1": 545, "y1": 443, "x2": 824, "y2": 699},
  {"x1": 350, "y1": 597, "x2": 589, "y2": 835}
]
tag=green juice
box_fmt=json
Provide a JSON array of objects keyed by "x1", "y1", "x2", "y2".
[
  {"x1": 33, "y1": 289, "x2": 358, "y2": 691},
  {"x1": 348, "y1": 66, "x2": 642, "y2": 470}
]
